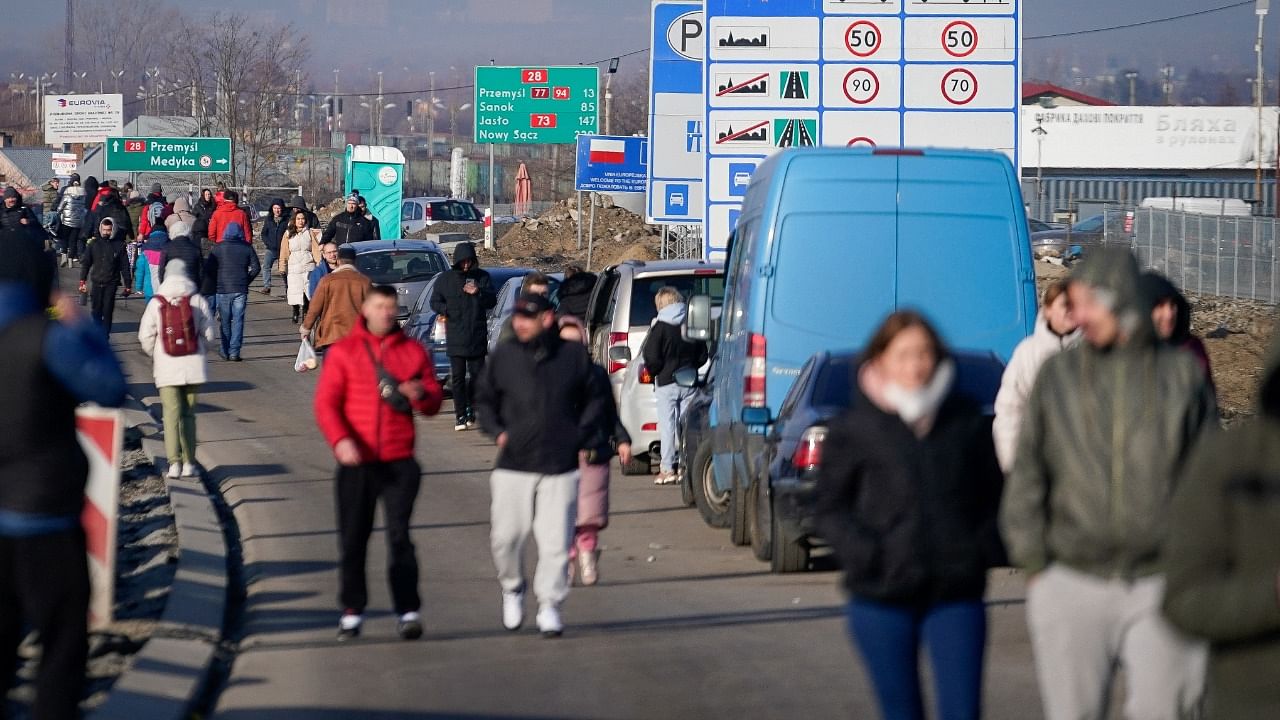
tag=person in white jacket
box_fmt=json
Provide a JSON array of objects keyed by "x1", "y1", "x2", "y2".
[
  {"x1": 137, "y1": 259, "x2": 216, "y2": 479},
  {"x1": 992, "y1": 280, "x2": 1079, "y2": 472}
]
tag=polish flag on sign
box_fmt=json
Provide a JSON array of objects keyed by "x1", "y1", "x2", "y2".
[{"x1": 589, "y1": 138, "x2": 627, "y2": 164}]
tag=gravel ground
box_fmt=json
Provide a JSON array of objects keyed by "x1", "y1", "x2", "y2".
[{"x1": 5, "y1": 428, "x2": 177, "y2": 717}]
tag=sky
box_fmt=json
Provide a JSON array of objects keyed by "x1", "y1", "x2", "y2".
[{"x1": 3, "y1": 0, "x2": 1277, "y2": 91}]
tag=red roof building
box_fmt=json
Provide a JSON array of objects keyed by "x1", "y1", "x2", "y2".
[{"x1": 1022, "y1": 82, "x2": 1116, "y2": 107}]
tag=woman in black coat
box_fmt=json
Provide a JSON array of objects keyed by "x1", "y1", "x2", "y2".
[{"x1": 814, "y1": 310, "x2": 1003, "y2": 720}]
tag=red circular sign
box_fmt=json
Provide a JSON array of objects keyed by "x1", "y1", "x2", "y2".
[
  {"x1": 847, "y1": 137, "x2": 877, "y2": 148},
  {"x1": 942, "y1": 20, "x2": 978, "y2": 58},
  {"x1": 844, "y1": 20, "x2": 883, "y2": 58},
  {"x1": 941, "y1": 68, "x2": 979, "y2": 105},
  {"x1": 842, "y1": 67, "x2": 881, "y2": 105}
]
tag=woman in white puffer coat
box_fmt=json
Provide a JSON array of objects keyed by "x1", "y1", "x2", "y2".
[
  {"x1": 137, "y1": 259, "x2": 216, "y2": 479},
  {"x1": 992, "y1": 280, "x2": 1080, "y2": 473}
]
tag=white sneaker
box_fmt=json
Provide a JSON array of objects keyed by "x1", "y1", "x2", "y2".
[
  {"x1": 536, "y1": 604, "x2": 563, "y2": 638},
  {"x1": 166, "y1": 463, "x2": 181, "y2": 479},
  {"x1": 454, "y1": 422, "x2": 468, "y2": 432},
  {"x1": 181, "y1": 462, "x2": 198, "y2": 478},
  {"x1": 502, "y1": 590, "x2": 524, "y2": 631},
  {"x1": 337, "y1": 611, "x2": 362, "y2": 641}
]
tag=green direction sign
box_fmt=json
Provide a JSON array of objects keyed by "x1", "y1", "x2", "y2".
[
  {"x1": 105, "y1": 136, "x2": 232, "y2": 173},
  {"x1": 474, "y1": 66, "x2": 599, "y2": 144}
]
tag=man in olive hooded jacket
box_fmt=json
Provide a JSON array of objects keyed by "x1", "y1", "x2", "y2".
[
  {"x1": 1001, "y1": 247, "x2": 1217, "y2": 720},
  {"x1": 1162, "y1": 317, "x2": 1280, "y2": 720}
]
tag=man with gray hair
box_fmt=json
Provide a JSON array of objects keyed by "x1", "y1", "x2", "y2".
[
  {"x1": 158, "y1": 219, "x2": 203, "y2": 287},
  {"x1": 1001, "y1": 246, "x2": 1217, "y2": 720}
]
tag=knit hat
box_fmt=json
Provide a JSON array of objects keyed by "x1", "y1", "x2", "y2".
[
  {"x1": 287, "y1": 194, "x2": 308, "y2": 211},
  {"x1": 150, "y1": 182, "x2": 163, "y2": 194},
  {"x1": 2, "y1": 187, "x2": 20, "y2": 201},
  {"x1": 0, "y1": 227, "x2": 54, "y2": 301},
  {"x1": 346, "y1": 192, "x2": 360, "y2": 204}
]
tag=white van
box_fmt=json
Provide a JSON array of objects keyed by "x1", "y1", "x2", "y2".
[{"x1": 1140, "y1": 197, "x2": 1253, "y2": 217}]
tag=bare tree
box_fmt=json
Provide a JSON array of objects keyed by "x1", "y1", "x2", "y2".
[
  {"x1": 73, "y1": 0, "x2": 182, "y2": 97},
  {"x1": 166, "y1": 13, "x2": 309, "y2": 192}
]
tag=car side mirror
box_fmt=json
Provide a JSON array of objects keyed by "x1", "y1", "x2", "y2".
[
  {"x1": 673, "y1": 367, "x2": 699, "y2": 388},
  {"x1": 741, "y1": 407, "x2": 772, "y2": 426},
  {"x1": 686, "y1": 295, "x2": 712, "y2": 342},
  {"x1": 608, "y1": 346, "x2": 632, "y2": 363}
]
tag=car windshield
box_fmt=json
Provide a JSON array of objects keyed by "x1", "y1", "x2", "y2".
[
  {"x1": 356, "y1": 250, "x2": 448, "y2": 284},
  {"x1": 1072, "y1": 215, "x2": 1104, "y2": 233},
  {"x1": 629, "y1": 273, "x2": 727, "y2": 327},
  {"x1": 431, "y1": 201, "x2": 482, "y2": 222},
  {"x1": 811, "y1": 357, "x2": 856, "y2": 409}
]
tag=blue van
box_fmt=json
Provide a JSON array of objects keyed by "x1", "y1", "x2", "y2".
[{"x1": 687, "y1": 147, "x2": 1037, "y2": 546}]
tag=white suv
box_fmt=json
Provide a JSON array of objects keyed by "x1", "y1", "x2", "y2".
[{"x1": 401, "y1": 197, "x2": 483, "y2": 235}]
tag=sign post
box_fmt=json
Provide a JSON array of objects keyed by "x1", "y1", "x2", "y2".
[
  {"x1": 106, "y1": 137, "x2": 232, "y2": 173},
  {"x1": 703, "y1": 0, "x2": 1022, "y2": 260},
  {"x1": 647, "y1": 0, "x2": 705, "y2": 225}
]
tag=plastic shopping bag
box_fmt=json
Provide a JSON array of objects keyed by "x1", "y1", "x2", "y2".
[{"x1": 295, "y1": 339, "x2": 318, "y2": 373}]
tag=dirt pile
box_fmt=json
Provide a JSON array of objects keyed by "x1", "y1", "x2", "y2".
[
  {"x1": 487, "y1": 196, "x2": 660, "y2": 270},
  {"x1": 316, "y1": 197, "x2": 346, "y2": 223}
]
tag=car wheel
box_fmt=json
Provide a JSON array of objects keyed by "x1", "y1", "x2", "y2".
[
  {"x1": 620, "y1": 452, "x2": 651, "y2": 476},
  {"x1": 729, "y1": 468, "x2": 750, "y2": 547},
  {"x1": 770, "y1": 494, "x2": 809, "y2": 574},
  {"x1": 750, "y1": 477, "x2": 772, "y2": 562},
  {"x1": 691, "y1": 441, "x2": 730, "y2": 528}
]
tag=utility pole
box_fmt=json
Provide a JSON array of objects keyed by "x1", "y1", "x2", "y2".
[
  {"x1": 1161, "y1": 65, "x2": 1174, "y2": 106},
  {"x1": 1124, "y1": 70, "x2": 1139, "y2": 105},
  {"x1": 333, "y1": 69, "x2": 341, "y2": 131},
  {"x1": 64, "y1": 0, "x2": 73, "y2": 89},
  {"x1": 1256, "y1": 0, "x2": 1269, "y2": 210},
  {"x1": 376, "y1": 70, "x2": 384, "y2": 144},
  {"x1": 427, "y1": 71, "x2": 435, "y2": 157},
  {"x1": 1033, "y1": 116, "x2": 1047, "y2": 217}
]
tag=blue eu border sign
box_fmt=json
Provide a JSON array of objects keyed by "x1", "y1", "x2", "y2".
[{"x1": 576, "y1": 135, "x2": 649, "y2": 193}]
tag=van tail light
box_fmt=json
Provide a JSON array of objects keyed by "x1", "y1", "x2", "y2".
[
  {"x1": 791, "y1": 426, "x2": 829, "y2": 473},
  {"x1": 608, "y1": 332, "x2": 630, "y2": 374},
  {"x1": 639, "y1": 363, "x2": 654, "y2": 385},
  {"x1": 744, "y1": 333, "x2": 767, "y2": 408}
]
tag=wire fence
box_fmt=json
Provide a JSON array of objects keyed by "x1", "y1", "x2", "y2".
[{"x1": 1101, "y1": 206, "x2": 1280, "y2": 304}]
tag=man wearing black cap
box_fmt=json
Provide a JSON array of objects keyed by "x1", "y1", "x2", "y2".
[
  {"x1": 0, "y1": 228, "x2": 126, "y2": 719},
  {"x1": 476, "y1": 293, "x2": 606, "y2": 638},
  {"x1": 322, "y1": 193, "x2": 375, "y2": 245},
  {"x1": 302, "y1": 244, "x2": 371, "y2": 357}
]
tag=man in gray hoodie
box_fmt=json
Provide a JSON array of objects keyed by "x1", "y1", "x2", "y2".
[{"x1": 1001, "y1": 247, "x2": 1217, "y2": 720}]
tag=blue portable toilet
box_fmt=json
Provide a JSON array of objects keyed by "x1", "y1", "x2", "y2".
[{"x1": 345, "y1": 145, "x2": 405, "y2": 239}]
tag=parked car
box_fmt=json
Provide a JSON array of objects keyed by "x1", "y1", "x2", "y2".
[
  {"x1": 1029, "y1": 214, "x2": 1106, "y2": 260},
  {"x1": 400, "y1": 197, "x2": 484, "y2": 235},
  {"x1": 349, "y1": 239, "x2": 450, "y2": 323},
  {"x1": 404, "y1": 266, "x2": 535, "y2": 390},
  {"x1": 1028, "y1": 217, "x2": 1064, "y2": 233},
  {"x1": 485, "y1": 272, "x2": 564, "y2": 351},
  {"x1": 677, "y1": 360, "x2": 728, "y2": 525},
  {"x1": 733, "y1": 349, "x2": 1005, "y2": 573},
  {"x1": 583, "y1": 260, "x2": 726, "y2": 402},
  {"x1": 686, "y1": 147, "x2": 1037, "y2": 549}
]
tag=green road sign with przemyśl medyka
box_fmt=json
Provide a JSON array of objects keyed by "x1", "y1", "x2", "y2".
[
  {"x1": 105, "y1": 137, "x2": 232, "y2": 173},
  {"x1": 474, "y1": 66, "x2": 599, "y2": 144}
]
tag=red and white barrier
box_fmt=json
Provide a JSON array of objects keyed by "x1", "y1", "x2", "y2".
[{"x1": 77, "y1": 407, "x2": 122, "y2": 631}]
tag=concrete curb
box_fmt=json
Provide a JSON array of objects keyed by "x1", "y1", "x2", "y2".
[{"x1": 91, "y1": 397, "x2": 229, "y2": 720}]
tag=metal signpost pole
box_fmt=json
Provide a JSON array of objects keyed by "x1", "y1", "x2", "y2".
[
  {"x1": 588, "y1": 193, "x2": 597, "y2": 269},
  {"x1": 1256, "y1": 1, "x2": 1269, "y2": 210}
]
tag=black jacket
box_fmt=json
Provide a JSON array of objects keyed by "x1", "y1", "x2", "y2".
[
  {"x1": 210, "y1": 237, "x2": 262, "y2": 294},
  {"x1": 477, "y1": 332, "x2": 607, "y2": 475},
  {"x1": 815, "y1": 376, "x2": 1005, "y2": 605},
  {"x1": 79, "y1": 229, "x2": 132, "y2": 287},
  {"x1": 642, "y1": 315, "x2": 709, "y2": 387},
  {"x1": 321, "y1": 210, "x2": 375, "y2": 245},
  {"x1": 159, "y1": 234, "x2": 203, "y2": 287},
  {"x1": 583, "y1": 364, "x2": 631, "y2": 462},
  {"x1": 261, "y1": 201, "x2": 289, "y2": 256},
  {"x1": 192, "y1": 197, "x2": 216, "y2": 241},
  {"x1": 81, "y1": 195, "x2": 134, "y2": 242},
  {"x1": 556, "y1": 272, "x2": 597, "y2": 320},
  {"x1": 0, "y1": 203, "x2": 42, "y2": 237},
  {"x1": 429, "y1": 242, "x2": 496, "y2": 357}
]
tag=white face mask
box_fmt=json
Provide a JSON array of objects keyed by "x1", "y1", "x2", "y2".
[{"x1": 881, "y1": 359, "x2": 955, "y2": 424}]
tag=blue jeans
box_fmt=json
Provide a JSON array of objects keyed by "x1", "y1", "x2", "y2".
[
  {"x1": 654, "y1": 382, "x2": 695, "y2": 473},
  {"x1": 216, "y1": 292, "x2": 247, "y2": 358},
  {"x1": 262, "y1": 250, "x2": 278, "y2": 289},
  {"x1": 846, "y1": 598, "x2": 986, "y2": 720}
]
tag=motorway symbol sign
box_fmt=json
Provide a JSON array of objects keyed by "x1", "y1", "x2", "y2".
[
  {"x1": 774, "y1": 119, "x2": 816, "y2": 147},
  {"x1": 648, "y1": 0, "x2": 706, "y2": 224},
  {"x1": 576, "y1": 135, "x2": 648, "y2": 193},
  {"x1": 474, "y1": 66, "x2": 599, "y2": 144},
  {"x1": 780, "y1": 71, "x2": 810, "y2": 99},
  {"x1": 105, "y1": 136, "x2": 231, "y2": 173}
]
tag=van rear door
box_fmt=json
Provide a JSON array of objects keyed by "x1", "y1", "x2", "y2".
[{"x1": 895, "y1": 151, "x2": 1035, "y2": 361}]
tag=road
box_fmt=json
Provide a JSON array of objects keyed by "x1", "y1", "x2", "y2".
[{"x1": 96, "y1": 268, "x2": 1045, "y2": 719}]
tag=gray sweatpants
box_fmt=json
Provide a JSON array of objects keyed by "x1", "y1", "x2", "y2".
[
  {"x1": 489, "y1": 469, "x2": 578, "y2": 608},
  {"x1": 1027, "y1": 564, "x2": 1206, "y2": 720}
]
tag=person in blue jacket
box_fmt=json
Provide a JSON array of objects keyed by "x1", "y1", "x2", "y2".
[
  {"x1": 0, "y1": 227, "x2": 126, "y2": 720},
  {"x1": 133, "y1": 227, "x2": 169, "y2": 301}
]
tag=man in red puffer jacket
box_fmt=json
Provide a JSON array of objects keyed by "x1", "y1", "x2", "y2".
[
  {"x1": 206, "y1": 189, "x2": 253, "y2": 245},
  {"x1": 314, "y1": 285, "x2": 443, "y2": 643}
]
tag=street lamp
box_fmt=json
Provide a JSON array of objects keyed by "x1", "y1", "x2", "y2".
[
  {"x1": 1032, "y1": 115, "x2": 1048, "y2": 217},
  {"x1": 1256, "y1": 0, "x2": 1270, "y2": 206},
  {"x1": 604, "y1": 57, "x2": 620, "y2": 135},
  {"x1": 1123, "y1": 70, "x2": 1139, "y2": 105}
]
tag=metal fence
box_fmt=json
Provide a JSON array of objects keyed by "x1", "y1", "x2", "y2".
[{"x1": 1102, "y1": 206, "x2": 1280, "y2": 303}]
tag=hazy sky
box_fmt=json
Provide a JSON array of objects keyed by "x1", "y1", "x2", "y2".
[{"x1": 5, "y1": 0, "x2": 1276, "y2": 91}]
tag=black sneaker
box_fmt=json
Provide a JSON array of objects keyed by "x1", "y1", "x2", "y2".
[
  {"x1": 337, "y1": 612, "x2": 362, "y2": 641},
  {"x1": 397, "y1": 612, "x2": 423, "y2": 641}
]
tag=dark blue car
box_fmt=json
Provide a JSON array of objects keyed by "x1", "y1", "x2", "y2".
[{"x1": 750, "y1": 350, "x2": 1005, "y2": 573}]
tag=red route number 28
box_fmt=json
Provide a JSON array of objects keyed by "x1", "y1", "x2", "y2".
[
  {"x1": 124, "y1": 140, "x2": 146, "y2": 152},
  {"x1": 521, "y1": 68, "x2": 548, "y2": 83}
]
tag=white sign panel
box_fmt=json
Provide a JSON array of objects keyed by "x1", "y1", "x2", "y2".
[
  {"x1": 704, "y1": 0, "x2": 1021, "y2": 259},
  {"x1": 51, "y1": 152, "x2": 78, "y2": 176},
  {"x1": 648, "y1": 1, "x2": 706, "y2": 224},
  {"x1": 44, "y1": 94, "x2": 124, "y2": 145},
  {"x1": 1023, "y1": 106, "x2": 1280, "y2": 171}
]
